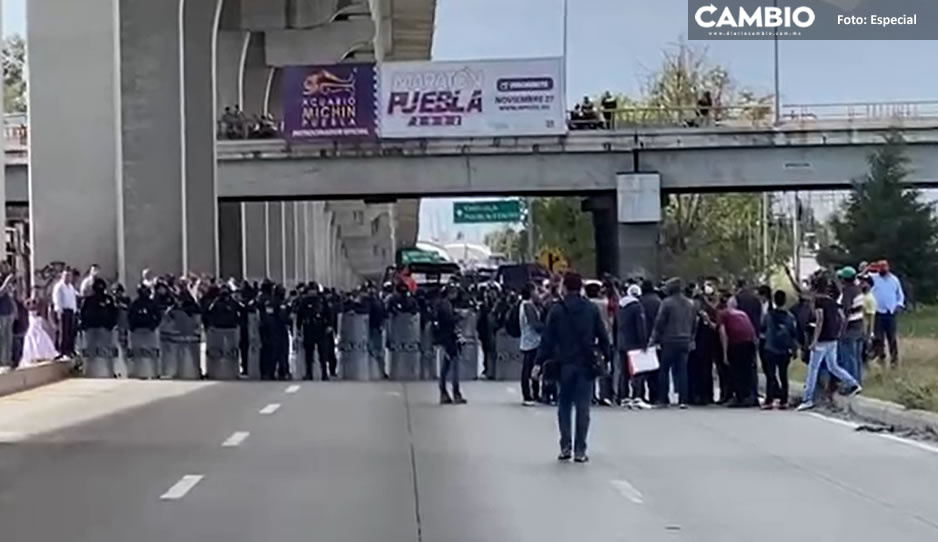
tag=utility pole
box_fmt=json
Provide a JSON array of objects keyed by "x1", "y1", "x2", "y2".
[
  {"x1": 773, "y1": 0, "x2": 781, "y2": 125},
  {"x1": 526, "y1": 197, "x2": 535, "y2": 263}
]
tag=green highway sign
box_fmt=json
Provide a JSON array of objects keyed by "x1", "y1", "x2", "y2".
[{"x1": 453, "y1": 200, "x2": 522, "y2": 224}]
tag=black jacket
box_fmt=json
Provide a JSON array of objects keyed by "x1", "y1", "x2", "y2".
[
  {"x1": 80, "y1": 293, "x2": 119, "y2": 330},
  {"x1": 434, "y1": 298, "x2": 460, "y2": 355},
  {"x1": 735, "y1": 288, "x2": 763, "y2": 332},
  {"x1": 205, "y1": 297, "x2": 242, "y2": 329},
  {"x1": 639, "y1": 293, "x2": 661, "y2": 329},
  {"x1": 615, "y1": 296, "x2": 647, "y2": 352},
  {"x1": 128, "y1": 297, "x2": 161, "y2": 331},
  {"x1": 536, "y1": 294, "x2": 611, "y2": 368}
]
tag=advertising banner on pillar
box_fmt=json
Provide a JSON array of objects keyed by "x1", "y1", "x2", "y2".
[
  {"x1": 378, "y1": 58, "x2": 566, "y2": 138},
  {"x1": 282, "y1": 63, "x2": 378, "y2": 140}
]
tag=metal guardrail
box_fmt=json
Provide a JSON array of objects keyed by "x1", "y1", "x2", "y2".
[{"x1": 6, "y1": 101, "x2": 938, "y2": 148}]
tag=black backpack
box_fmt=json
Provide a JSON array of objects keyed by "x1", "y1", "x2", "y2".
[
  {"x1": 767, "y1": 310, "x2": 795, "y2": 353},
  {"x1": 504, "y1": 301, "x2": 522, "y2": 338}
]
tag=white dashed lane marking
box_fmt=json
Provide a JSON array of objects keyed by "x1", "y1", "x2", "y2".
[
  {"x1": 285, "y1": 385, "x2": 300, "y2": 394},
  {"x1": 221, "y1": 431, "x2": 250, "y2": 447},
  {"x1": 610, "y1": 479, "x2": 645, "y2": 504},
  {"x1": 259, "y1": 403, "x2": 281, "y2": 415},
  {"x1": 160, "y1": 475, "x2": 204, "y2": 500}
]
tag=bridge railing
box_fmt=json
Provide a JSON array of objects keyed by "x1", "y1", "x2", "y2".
[{"x1": 780, "y1": 101, "x2": 938, "y2": 122}]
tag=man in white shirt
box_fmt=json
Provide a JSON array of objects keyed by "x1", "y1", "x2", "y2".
[{"x1": 52, "y1": 270, "x2": 79, "y2": 358}]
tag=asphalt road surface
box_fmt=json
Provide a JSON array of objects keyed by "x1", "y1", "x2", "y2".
[{"x1": 2, "y1": 379, "x2": 938, "y2": 542}]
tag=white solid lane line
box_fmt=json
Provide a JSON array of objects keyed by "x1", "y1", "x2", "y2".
[
  {"x1": 160, "y1": 475, "x2": 204, "y2": 500},
  {"x1": 808, "y1": 412, "x2": 938, "y2": 455},
  {"x1": 385, "y1": 390, "x2": 402, "y2": 397},
  {"x1": 506, "y1": 386, "x2": 518, "y2": 395},
  {"x1": 221, "y1": 431, "x2": 250, "y2": 447},
  {"x1": 285, "y1": 385, "x2": 300, "y2": 394},
  {"x1": 807, "y1": 412, "x2": 860, "y2": 429},
  {"x1": 877, "y1": 433, "x2": 938, "y2": 455},
  {"x1": 259, "y1": 403, "x2": 281, "y2": 415},
  {"x1": 610, "y1": 479, "x2": 645, "y2": 504}
]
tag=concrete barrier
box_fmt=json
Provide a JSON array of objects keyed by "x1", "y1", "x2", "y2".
[{"x1": 0, "y1": 361, "x2": 72, "y2": 398}]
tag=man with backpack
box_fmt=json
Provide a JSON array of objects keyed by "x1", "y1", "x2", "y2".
[
  {"x1": 760, "y1": 290, "x2": 799, "y2": 409},
  {"x1": 536, "y1": 272, "x2": 611, "y2": 463}
]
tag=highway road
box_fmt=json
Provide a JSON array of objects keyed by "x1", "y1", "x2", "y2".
[{"x1": 2, "y1": 379, "x2": 938, "y2": 542}]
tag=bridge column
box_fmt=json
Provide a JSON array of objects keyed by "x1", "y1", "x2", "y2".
[
  {"x1": 284, "y1": 202, "x2": 296, "y2": 286},
  {"x1": 216, "y1": 0, "x2": 248, "y2": 111},
  {"x1": 615, "y1": 173, "x2": 662, "y2": 280},
  {"x1": 294, "y1": 202, "x2": 308, "y2": 284},
  {"x1": 243, "y1": 202, "x2": 267, "y2": 281},
  {"x1": 218, "y1": 201, "x2": 244, "y2": 279},
  {"x1": 267, "y1": 202, "x2": 285, "y2": 282},
  {"x1": 182, "y1": 0, "x2": 222, "y2": 276},
  {"x1": 241, "y1": 32, "x2": 267, "y2": 114},
  {"x1": 28, "y1": 0, "x2": 122, "y2": 277}
]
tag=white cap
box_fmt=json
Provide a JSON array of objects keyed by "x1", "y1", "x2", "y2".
[{"x1": 627, "y1": 284, "x2": 642, "y2": 297}]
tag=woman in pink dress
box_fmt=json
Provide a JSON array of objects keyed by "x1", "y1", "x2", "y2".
[{"x1": 19, "y1": 298, "x2": 59, "y2": 367}]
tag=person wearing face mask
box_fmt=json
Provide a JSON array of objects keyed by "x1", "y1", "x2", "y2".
[{"x1": 869, "y1": 261, "x2": 904, "y2": 368}]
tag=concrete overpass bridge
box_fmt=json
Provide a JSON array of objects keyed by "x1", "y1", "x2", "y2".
[
  {"x1": 17, "y1": 0, "x2": 436, "y2": 287},
  {"x1": 8, "y1": 116, "x2": 938, "y2": 279}
]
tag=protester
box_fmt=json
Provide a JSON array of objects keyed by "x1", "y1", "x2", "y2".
[
  {"x1": 718, "y1": 296, "x2": 759, "y2": 407},
  {"x1": 797, "y1": 275, "x2": 862, "y2": 411},
  {"x1": 869, "y1": 260, "x2": 904, "y2": 367},
  {"x1": 19, "y1": 297, "x2": 58, "y2": 367},
  {"x1": 837, "y1": 266, "x2": 865, "y2": 383},
  {"x1": 52, "y1": 269, "x2": 79, "y2": 359},
  {"x1": 537, "y1": 272, "x2": 611, "y2": 463},
  {"x1": 615, "y1": 283, "x2": 649, "y2": 408},
  {"x1": 79, "y1": 264, "x2": 101, "y2": 298},
  {"x1": 760, "y1": 290, "x2": 798, "y2": 409},
  {"x1": 0, "y1": 271, "x2": 17, "y2": 371},
  {"x1": 649, "y1": 278, "x2": 696, "y2": 408},
  {"x1": 435, "y1": 285, "x2": 466, "y2": 405},
  {"x1": 519, "y1": 282, "x2": 544, "y2": 406}
]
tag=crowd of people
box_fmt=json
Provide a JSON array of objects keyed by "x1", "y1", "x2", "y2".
[
  {"x1": 218, "y1": 105, "x2": 280, "y2": 140},
  {"x1": 484, "y1": 260, "x2": 904, "y2": 462},
  {"x1": 1, "y1": 257, "x2": 907, "y2": 464}
]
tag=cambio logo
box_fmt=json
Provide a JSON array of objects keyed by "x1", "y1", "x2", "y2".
[{"x1": 695, "y1": 4, "x2": 816, "y2": 28}]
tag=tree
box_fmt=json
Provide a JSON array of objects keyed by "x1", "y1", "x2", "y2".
[
  {"x1": 3, "y1": 35, "x2": 27, "y2": 113},
  {"x1": 821, "y1": 135, "x2": 938, "y2": 303},
  {"x1": 484, "y1": 226, "x2": 523, "y2": 262},
  {"x1": 531, "y1": 197, "x2": 595, "y2": 276}
]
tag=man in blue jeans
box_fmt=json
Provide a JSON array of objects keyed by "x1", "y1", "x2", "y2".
[
  {"x1": 798, "y1": 276, "x2": 862, "y2": 411},
  {"x1": 537, "y1": 272, "x2": 610, "y2": 463},
  {"x1": 837, "y1": 266, "x2": 865, "y2": 384},
  {"x1": 649, "y1": 278, "x2": 697, "y2": 408}
]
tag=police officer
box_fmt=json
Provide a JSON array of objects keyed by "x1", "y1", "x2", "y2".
[
  {"x1": 205, "y1": 286, "x2": 241, "y2": 329},
  {"x1": 237, "y1": 282, "x2": 257, "y2": 375},
  {"x1": 366, "y1": 284, "x2": 388, "y2": 379},
  {"x1": 296, "y1": 283, "x2": 332, "y2": 380},
  {"x1": 128, "y1": 285, "x2": 161, "y2": 332},
  {"x1": 80, "y1": 278, "x2": 119, "y2": 373},
  {"x1": 387, "y1": 279, "x2": 419, "y2": 315},
  {"x1": 259, "y1": 282, "x2": 291, "y2": 380}
]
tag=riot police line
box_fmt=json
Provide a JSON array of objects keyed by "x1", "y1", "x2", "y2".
[{"x1": 70, "y1": 274, "x2": 528, "y2": 383}]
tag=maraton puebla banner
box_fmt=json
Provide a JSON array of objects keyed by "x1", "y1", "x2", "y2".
[
  {"x1": 377, "y1": 58, "x2": 567, "y2": 138},
  {"x1": 282, "y1": 63, "x2": 378, "y2": 140}
]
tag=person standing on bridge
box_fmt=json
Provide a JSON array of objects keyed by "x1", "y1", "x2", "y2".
[{"x1": 537, "y1": 272, "x2": 610, "y2": 463}]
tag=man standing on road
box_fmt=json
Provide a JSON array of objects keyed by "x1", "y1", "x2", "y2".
[
  {"x1": 52, "y1": 270, "x2": 79, "y2": 359},
  {"x1": 797, "y1": 276, "x2": 862, "y2": 411},
  {"x1": 537, "y1": 272, "x2": 610, "y2": 463},
  {"x1": 870, "y1": 261, "x2": 904, "y2": 367},
  {"x1": 718, "y1": 296, "x2": 759, "y2": 407},
  {"x1": 0, "y1": 271, "x2": 17, "y2": 372},
  {"x1": 616, "y1": 283, "x2": 648, "y2": 407},
  {"x1": 436, "y1": 285, "x2": 466, "y2": 405},
  {"x1": 519, "y1": 282, "x2": 544, "y2": 406},
  {"x1": 649, "y1": 278, "x2": 697, "y2": 409}
]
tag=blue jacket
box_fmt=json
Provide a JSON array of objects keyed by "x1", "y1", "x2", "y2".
[{"x1": 536, "y1": 294, "x2": 611, "y2": 368}]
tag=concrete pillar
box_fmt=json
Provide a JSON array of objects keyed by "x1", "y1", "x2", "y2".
[
  {"x1": 588, "y1": 194, "x2": 618, "y2": 278},
  {"x1": 118, "y1": 0, "x2": 185, "y2": 283},
  {"x1": 218, "y1": 201, "x2": 243, "y2": 279},
  {"x1": 267, "y1": 202, "x2": 284, "y2": 283},
  {"x1": 243, "y1": 202, "x2": 267, "y2": 280},
  {"x1": 28, "y1": 0, "x2": 122, "y2": 277},
  {"x1": 239, "y1": 0, "x2": 286, "y2": 30},
  {"x1": 241, "y1": 32, "x2": 267, "y2": 113},
  {"x1": 616, "y1": 173, "x2": 662, "y2": 280},
  {"x1": 182, "y1": 0, "x2": 222, "y2": 276},
  {"x1": 216, "y1": 30, "x2": 250, "y2": 116},
  {"x1": 284, "y1": 202, "x2": 296, "y2": 286},
  {"x1": 0, "y1": 1, "x2": 5, "y2": 233},
  {"x1": 295, "y1": 202, "x2": 307, "y2": 283},
  {"x1": 264, "y1": 67, "x2": 283, "y2": 118},
  {"x1": 289, "y1": 0, "x2": 338, "y2": 27}
]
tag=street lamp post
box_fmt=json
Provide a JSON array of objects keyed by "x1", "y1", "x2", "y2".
[{"x1": 773, "y1": 0, "x2": 781, "y2": 125}]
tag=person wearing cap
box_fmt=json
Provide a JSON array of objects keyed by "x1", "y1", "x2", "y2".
[
  {"x1": 837, "y1": 266, "x2": 865, "y2": 384},
  {"x1": 870, "y1": 260, "x2": 904, "y2": 367}
]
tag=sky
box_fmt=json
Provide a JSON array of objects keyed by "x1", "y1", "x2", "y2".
[
  {"x1": 3, "y1": 0, "x2": 24, "y2": 35},
  {"x1": 420, "y1": 0, "x2": 938, "y2": 243}
]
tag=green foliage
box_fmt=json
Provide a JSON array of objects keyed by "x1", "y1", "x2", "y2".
[
  {"x1": 822, "y1": 135, "x2": 938, "y2": 303},
  {"x1": 482, "y1": 197, "x2": 595, "y2": 276},
  {"x1": 3, "y1": 35, "x2": 26, "y2": 113},
  {"x1": 660, "y1": 193, "x2": 792, "y2": 280}
]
